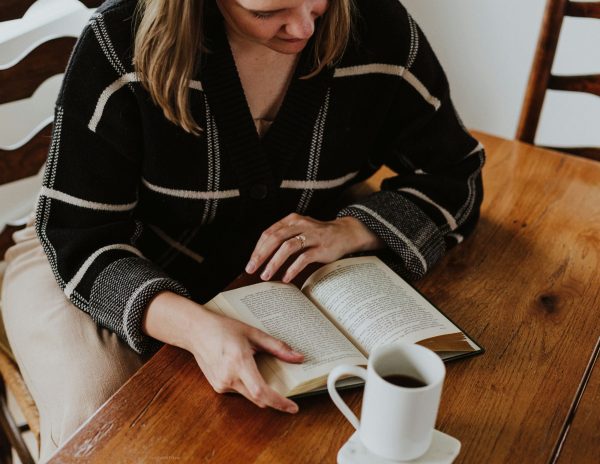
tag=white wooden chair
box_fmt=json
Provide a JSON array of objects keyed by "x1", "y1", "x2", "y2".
[{"x1": 0, "y1": 1, "x2": 99, "y2": 461}]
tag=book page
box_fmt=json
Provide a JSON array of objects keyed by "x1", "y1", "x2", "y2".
[
  {"x1": 302, "y1": 256, "x2": 475, "y2": 355},
  {"x1": 212, "y1": 282, "x2": 367, "y2": 394}
]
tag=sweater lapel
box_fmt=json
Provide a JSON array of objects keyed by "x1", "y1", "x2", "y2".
[
  {"x1": 262, "y1": 43, "x2": 334, "y2": 182},
  {"x1": 201, "y1": 16, "x2": 333, "y2": 223},
  {"x1": 202, "y1": 20, "x2": 280, "y2": 225}
]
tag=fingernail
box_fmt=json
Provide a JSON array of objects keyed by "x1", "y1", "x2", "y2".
[
  {"x1": 261, "y1": 270, "x2": 270, "y2": 280},
  {"x1": 290, "y1": 349, "x2": 303, "y2": 357},
  {"x1": 245, "y1": 260, "x2": 255, "y2": 273},
  {"x1": 287, "y1": 404, "x2": 299, "y2": 414}
]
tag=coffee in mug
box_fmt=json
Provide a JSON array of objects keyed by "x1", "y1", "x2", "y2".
[
  {"x1": 383, "y1": 374, "x2": 428, "y2": 388},
  {"x1": 327, "y1": 342, "x2": 446, "y2": 461}
]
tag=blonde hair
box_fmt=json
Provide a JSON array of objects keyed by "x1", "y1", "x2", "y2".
[{"x1": 134, "y1": 0, "x2": 354, "y2": 135}]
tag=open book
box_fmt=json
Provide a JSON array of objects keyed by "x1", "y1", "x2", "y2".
[{"x1": 204, "y1": 256, "x2": 483, "y2": 397}]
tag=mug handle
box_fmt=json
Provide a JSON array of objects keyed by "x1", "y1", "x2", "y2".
[{"x1": 327, "y1": 364, "x2": 368, "y2": 430}]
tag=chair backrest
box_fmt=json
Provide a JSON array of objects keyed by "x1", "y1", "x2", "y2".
[
  {"x1": 516, "y1": 0, "x2": 600, "y2": 161},
  {"x1": 0, "y1": 0, "x2": 100, "y2": 22},
  {"x1": 0, "y1": 0, "x2": 101, "y2": 258}
]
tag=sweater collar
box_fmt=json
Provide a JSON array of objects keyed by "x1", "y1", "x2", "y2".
[{"x1": 201, "y1": 12, "x2": 333, "y2": 208}]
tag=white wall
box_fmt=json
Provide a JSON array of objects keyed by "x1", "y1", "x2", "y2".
[{"x1": 402, "y1": 0, "x2": 600, "y2": 146}]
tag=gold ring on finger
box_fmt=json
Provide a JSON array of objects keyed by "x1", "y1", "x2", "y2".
[{"x1": 294, "y1": 234, "x2": 306, "y2": 250}]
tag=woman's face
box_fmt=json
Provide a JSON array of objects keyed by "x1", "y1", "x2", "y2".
[{"x1": 216, "y1": 0, "x2": 329, "y2": 54}]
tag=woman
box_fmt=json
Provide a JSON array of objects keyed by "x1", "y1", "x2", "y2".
[{"x1": 1, "y1": 0, "x2": 484, "y2": 460}]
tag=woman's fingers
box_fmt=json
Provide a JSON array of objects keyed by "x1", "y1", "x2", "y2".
[
  {"x1": 188, "y1": 313, "x2": 305, "y2": 414},
  {"x1": 245, "y1": 222, "x2": 289, "y2": 274},
  {"x1": 260, "y1": 235, "x2": 311, "y2": 281},
  {"x1": 202, "y1": 349, "x2": 298, "y2": 413},
  {"x1": 227, "y1": 379, "x2": 273, "y2": 411},
  {"x1": 246, "y1": 214, "x2": 381, "y2": 279},
  {"x1": 249, "y1": 327, "x2": 304, "y2": 363},
  {"x1": 282, "y1": 250, "x2": 316, "y2": 283},
  {"x1": 239, "y1": 359, "x2": 299, "y2": 414},
  {"x1": 245, "y1": 214, "x2": 307, "y2": 274}
]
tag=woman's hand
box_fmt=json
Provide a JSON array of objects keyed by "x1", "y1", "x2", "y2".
[
  {"x1": 245, "y1": 213, "x2": 384, "y2": 283},
  {"x1": 188, "y1": 308, "x2": 304, "y2": 413},
  {"x1": 144, "y1": 292, "x2": 304, "y2": 413}
]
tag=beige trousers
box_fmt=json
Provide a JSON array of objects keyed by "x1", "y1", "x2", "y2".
[{"x1": 0, "y1": 224, "x2": 148, "y2": 462}]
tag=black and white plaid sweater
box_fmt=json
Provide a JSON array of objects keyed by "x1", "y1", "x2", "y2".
[{"x1": 35, "y1": 0, "x2": 485, "y2": 354}]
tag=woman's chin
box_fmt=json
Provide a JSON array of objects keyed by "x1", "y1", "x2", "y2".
[{"x1": 267, "y1": 38, "x2": 309, "y2": 55}]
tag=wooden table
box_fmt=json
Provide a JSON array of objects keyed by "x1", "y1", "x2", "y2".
[{"x1": 50, "y1": 133, "x2": 600, "y2": 463}]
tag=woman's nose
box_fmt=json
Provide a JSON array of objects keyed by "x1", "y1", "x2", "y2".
[{"x1": 284, "y1": 10, "x2": 315, "y2": 39}]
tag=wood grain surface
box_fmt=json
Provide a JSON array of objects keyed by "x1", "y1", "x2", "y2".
[
  {"x1": 556, "y1": 338, "x2": 600, "y2": 463},
  {"x1": 50, "y1": 133, "x2": 600, "y2": 463}
]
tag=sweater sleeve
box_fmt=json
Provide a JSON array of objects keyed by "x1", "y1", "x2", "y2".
[
  {"x1": 337, "y1": 9, "x2": 485, "y2": 281},
  {"x1": 35, "y1": 17, "x2": 189, "y2": 354}
]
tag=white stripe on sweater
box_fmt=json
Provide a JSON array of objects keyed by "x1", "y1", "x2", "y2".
[
  {"x1": 142, "y1": 171, "x2": 359, "y2": 200},
  {"x1": 448, "y1": 233, "x2": 464, "y2": 244},
  {"x1": 39, "y1": 107, "x2": 68, "y2": 289},
  {"x1": 467, "y1": 142, "x2": 484, "y2": 157},
  {"x1": 297, "y1": 89, "x2": 330, "y2": 213},
  {"x1": 208, "y1": 116, "x2": 222, "y2": 223},
  {"x1": 88, "y1": 72, "x2": 137, "y2": 132},
  {"x1": 190, "y1": 81, "x2": 204, "y2": 91},
  {"x1": 334, "y1": 64, "x2": 441, "y2": 110},
  {"x1": 283, "y1": 171, "x2": 359, "y2": 190},
  {"x1": 64, "y1": 244, "x2": 144, "y2": 298},
  {"x1": 402, "y1": 70, "x2": 441, "y2": 110},
  {"x1": 456, "y1": 150, "x2": 485, "y2": 225},
  {"x1": 202, "y1": 96, "x2": 215, "y2": 224},
  {"x1": 335, "y1": 63, "x2": 406, "y2": 78},
  {"x1": 407, "y1": 143, "x2": 484, "y2": 229},
  {"x1": 397, "y1": 187, "x2": 458, "y2": 230},
  {"x1": 406, "y1": 13, "x2": 420, "y2": 70},
  {"x1": 88, "y1": 74, "x2": 203, "y2": 132},
  {"x1": 123, "y1": 277, "x2": 168, "y2": 348},
  {"x1": 91, "y1": 13, "x2": 127, "y2": 77},
  {"x1": 349, "y1": 203, "x2": 428, "y2": 273},
  {"x1": 142, "y1": 178, "x2": 239, "y2": 200},
  {"x1": 40, "y1": 186, "x2": 137, "y2": 212},
  {"x1": 149, "y1": 225, "x2": 205, "y2": 265}
]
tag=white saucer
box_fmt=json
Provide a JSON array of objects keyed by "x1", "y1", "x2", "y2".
[{"x1": 337, "y1": 430, "x2": 461, "y2": 464}]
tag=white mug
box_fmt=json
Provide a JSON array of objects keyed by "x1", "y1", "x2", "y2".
[{"x1": 327, "y1": 342, "x2": 446, "y2": 461}]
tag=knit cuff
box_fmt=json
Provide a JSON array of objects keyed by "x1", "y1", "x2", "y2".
[
  {"x1": 89, "y1": 256, "x2": 190, "y2": 354},
  {"x1": 337, "y1": 191, "x2": 445, "y2": 280}
]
